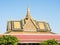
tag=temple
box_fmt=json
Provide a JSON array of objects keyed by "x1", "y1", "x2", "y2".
[
  {"x1": 6, "y1": 7, "x2": 53, "y2": 34},
  {"x1": 4, "y1": 7, "x2": 60, "y2": 45}
]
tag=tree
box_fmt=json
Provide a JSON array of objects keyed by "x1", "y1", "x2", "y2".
[
  {"x1": 0, "y1": 35, "x2": 19, "y2": 45},
  {"x1": 40, "y1": 39, "x2": 59, "y2": 45}
]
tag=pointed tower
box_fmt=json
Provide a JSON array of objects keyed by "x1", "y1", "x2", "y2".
[
  {"x1": 23, "y1": 6, "x2": 39, "y2": 32},
  {"x1": 25, "y1": 6, "x2": 31, "y2": 19}
]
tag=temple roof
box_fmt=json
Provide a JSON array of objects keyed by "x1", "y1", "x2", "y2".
[
  {"x1": 6, "y1": 7, "x2": 54, "y2": 34},
  {"x1": 1, "y1": 34, "x2": 60, "y2": 43}
]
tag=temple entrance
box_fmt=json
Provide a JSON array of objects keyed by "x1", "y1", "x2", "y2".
[{"x1": 18, "y1": 43, "x2": 40, "y2": 45}]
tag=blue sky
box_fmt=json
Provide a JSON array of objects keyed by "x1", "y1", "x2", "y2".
[{"x1": 0, "y1": 0, "x2": 60, "y2": 34}]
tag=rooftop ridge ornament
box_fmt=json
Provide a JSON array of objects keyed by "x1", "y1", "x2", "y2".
[{"x1": 25, "y1": 6, "x2": 31, "y2": 19}]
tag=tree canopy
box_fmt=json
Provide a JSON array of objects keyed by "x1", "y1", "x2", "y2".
[
  {"x1": 40, "y1": 39, "x2": 59, "y2": 45},
  {"x1": 0, "y1": 35, "x2": 19, "y2": 45}
]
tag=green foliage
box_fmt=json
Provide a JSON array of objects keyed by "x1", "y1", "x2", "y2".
[
  {"x1": 40, "y1": 39, "x2": 59, "y2": 45},
  {"x1": 59, "y1": 43, "x2": 60, "y2": 45},
  {"x1": 0, "y1": 35, "x2": 19, "y2": 45}
]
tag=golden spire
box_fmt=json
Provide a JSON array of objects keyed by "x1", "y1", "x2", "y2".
[{"x1": 25, "y1": 6, "x2": 31, "y2": 19}]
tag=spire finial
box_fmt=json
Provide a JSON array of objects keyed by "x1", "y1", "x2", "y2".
[{"x1": 25, "y1": 6, "x2": 31, "y2": 19}]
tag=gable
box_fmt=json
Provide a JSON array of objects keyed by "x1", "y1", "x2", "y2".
[{"x1": 23, "y1": 19, "x2": 37, "y2": 32}]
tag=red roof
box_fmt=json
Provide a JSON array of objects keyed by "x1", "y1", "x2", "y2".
[
  {"x1": 0, "y1": 34, "x2": 60, "y2": 43},
  {"x1": 12, "y1": 34, "x2": 60, "y2": 43}
]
